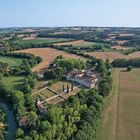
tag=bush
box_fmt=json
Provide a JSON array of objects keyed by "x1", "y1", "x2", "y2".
[{"x1": 127, "y1": 65, "x2": 133, "y2": 71}]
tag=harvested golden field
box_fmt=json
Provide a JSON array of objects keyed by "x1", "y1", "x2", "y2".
[
  {"x1": 86, "y1": 51, "x2": 140, "y2": 62},
  {"x1": 16, "y1": 48, "x2": 84, "y2": 73},
  {"x1": 54, "y1": 40, "x2": 94, "y2": 46},
  {"x1": 116, "y1": 40, "x2": 128, "y2": 45},
  {"x1": 97, "y1": 69, "x2": 140, "y2": 140},
  {"x1": 22, "y1": 37, "x2": 35, "y2": 40},
  {"x1": 86, "y1": 52, "x2": 129, "y2": 62},
  {"x1": 111, "y1": 45, "x2": 128, "y2": 50},
  {"x1": 129, "y1": 51, "x2": 140, "y2": 57},
  {"x1": 119, "y1": 33, "x2": 134, "y2": 37}
]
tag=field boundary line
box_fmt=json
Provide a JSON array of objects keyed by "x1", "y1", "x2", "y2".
[{"x1": 116, "y1": 70, "x2": 121, "y2": 140}]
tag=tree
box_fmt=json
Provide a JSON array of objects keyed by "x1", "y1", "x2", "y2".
[
  {"x1": 48, "y1": 81, "x2": 53, "y2": 86},
  {"x1": 105, "y1": 58, "x2": 112, "y2": 70},
  {"x1": 98, "y1": 78, "x2": 111, "y2": 97},
  {"x1": 44, "y1": 70, "x2": 55, "y2": 79},
  {"x1": 28, "y1": 111, "x2": 38, "y2": 128},
  {"x1": 16, "y1": 128, "x2": 24, "y2": 138},
  {"x1": 25, "y1": 94, "x2": 36, "y2": 111},
  {"x1": 27, "y1": 76, "x2": 37, "y2": 89},
  {"x1": 63, "y1": 84, "x2": 65, "y2": 92},
  {"x1": 54, "y1": 67, "x2": 64, "y2": 79},
  {"x1": 29, "y1": 130, "x2": 39, "y2": 140},
  {"x1": 67, "y1": 84, "x2": 69, "y2": 93},
  {"x1": 22, "y1": 82, "x2": 31, "y2": 94},
  {"x1": 127, "y1": 65, "x2": 133, "y2": 71},
  {"x1": 71, "y1": 84, "x2": 74, "y2": 91}
]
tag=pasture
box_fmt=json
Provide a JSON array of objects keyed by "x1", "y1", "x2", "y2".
[
  {"x1": 96, "y1": 69, "x2": 140, "y2": 140},
  {"x1": 16, "y1": 48, "x2": 85, "y2": 73},
  {"x1": 2, "y1": 76, "x2": 24, "y2": 91},
  {"x1": 0, "y1": 56, "x2": 23, "y2": 66}
]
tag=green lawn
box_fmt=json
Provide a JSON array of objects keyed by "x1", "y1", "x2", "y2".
[
  {"x1": 0, "y1": 56, "x2": 23, "y2": 66},
  {"x1": 2, "y1": 76, "x2": 24, "y2": 91}
]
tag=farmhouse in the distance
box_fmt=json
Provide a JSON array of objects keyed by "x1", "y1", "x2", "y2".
[{"x1": 66, "y1": 69, "x2": 98, "y2": 89}]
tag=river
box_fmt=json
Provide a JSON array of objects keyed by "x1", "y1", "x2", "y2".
[{"x1": 0, "y1": 102, "x2": 17, "y2": 140}]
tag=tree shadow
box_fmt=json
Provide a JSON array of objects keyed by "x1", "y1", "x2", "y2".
[
  {"x1": 12, "y1": 79, "x2": 24, "y2": 91},
  {"x1": 121, "y1": 69, "x2": 127, "y2": 72}
]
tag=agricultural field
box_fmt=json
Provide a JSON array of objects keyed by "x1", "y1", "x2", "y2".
[
  {"x1": 116, "y1": 40, "x2": 128, "y2": 45},
  {"x1": 111, "y1": 45, "x2": 129, "y2": 51},
  {"x1": 0, "y1": 56, "x2": 23, "y2": 66},
  {"x1": 86, "y1": 52, "x2": 129, "y2": 62},
  {"x1": 96, "y1": 69, "x2": 140, "y2": 140},
  {"x1": 1, "y1": 76, "x2": 24, "y2": 91},
  {"x1": 16, "y1": 48, "x2": 85, "y2": 73},
  {"x1": 129, "y1": 51, "x2": 140, "y2": 57},
  {"x1": 54, "y1": 40, "x2": 95, "y2": 47},
  {"x1": 86, "y1": 51, "x2": 140, "y2": 62}
]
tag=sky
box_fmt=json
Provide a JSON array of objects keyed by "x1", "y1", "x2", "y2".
[{"x1": 0, "y1": 0, "x2": 140, "y2": 27}]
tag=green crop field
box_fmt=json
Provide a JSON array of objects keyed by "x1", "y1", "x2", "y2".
[
  {"x1": 0, "y1": 56, "x2": 23, "y2": 66},
  {"x1": 96, "y1": 68, "x2": 140, "y2": 140},
  {"x1": 2, "y1": 76, "x2": 24, "y2": 91}
]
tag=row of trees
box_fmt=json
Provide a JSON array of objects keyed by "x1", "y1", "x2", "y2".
[
  {"x1": 96, "y1": 58, "x2": 112, "y2": 97},
  {"x1": 22, "y1": 75, "x2": 37, "y2": 94},
  {"x1": 0, "y1": 107, "x2": 7, "y2": 140},
  {"x1": 112, "y1": 58, "x2": 140, "y2": 67},
  {"x1": 116, "y1": 35, "x2": 140, "y2": 48},
  {"x1": 53, "y1": 44, "x2": 103, "y2": 53}
]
